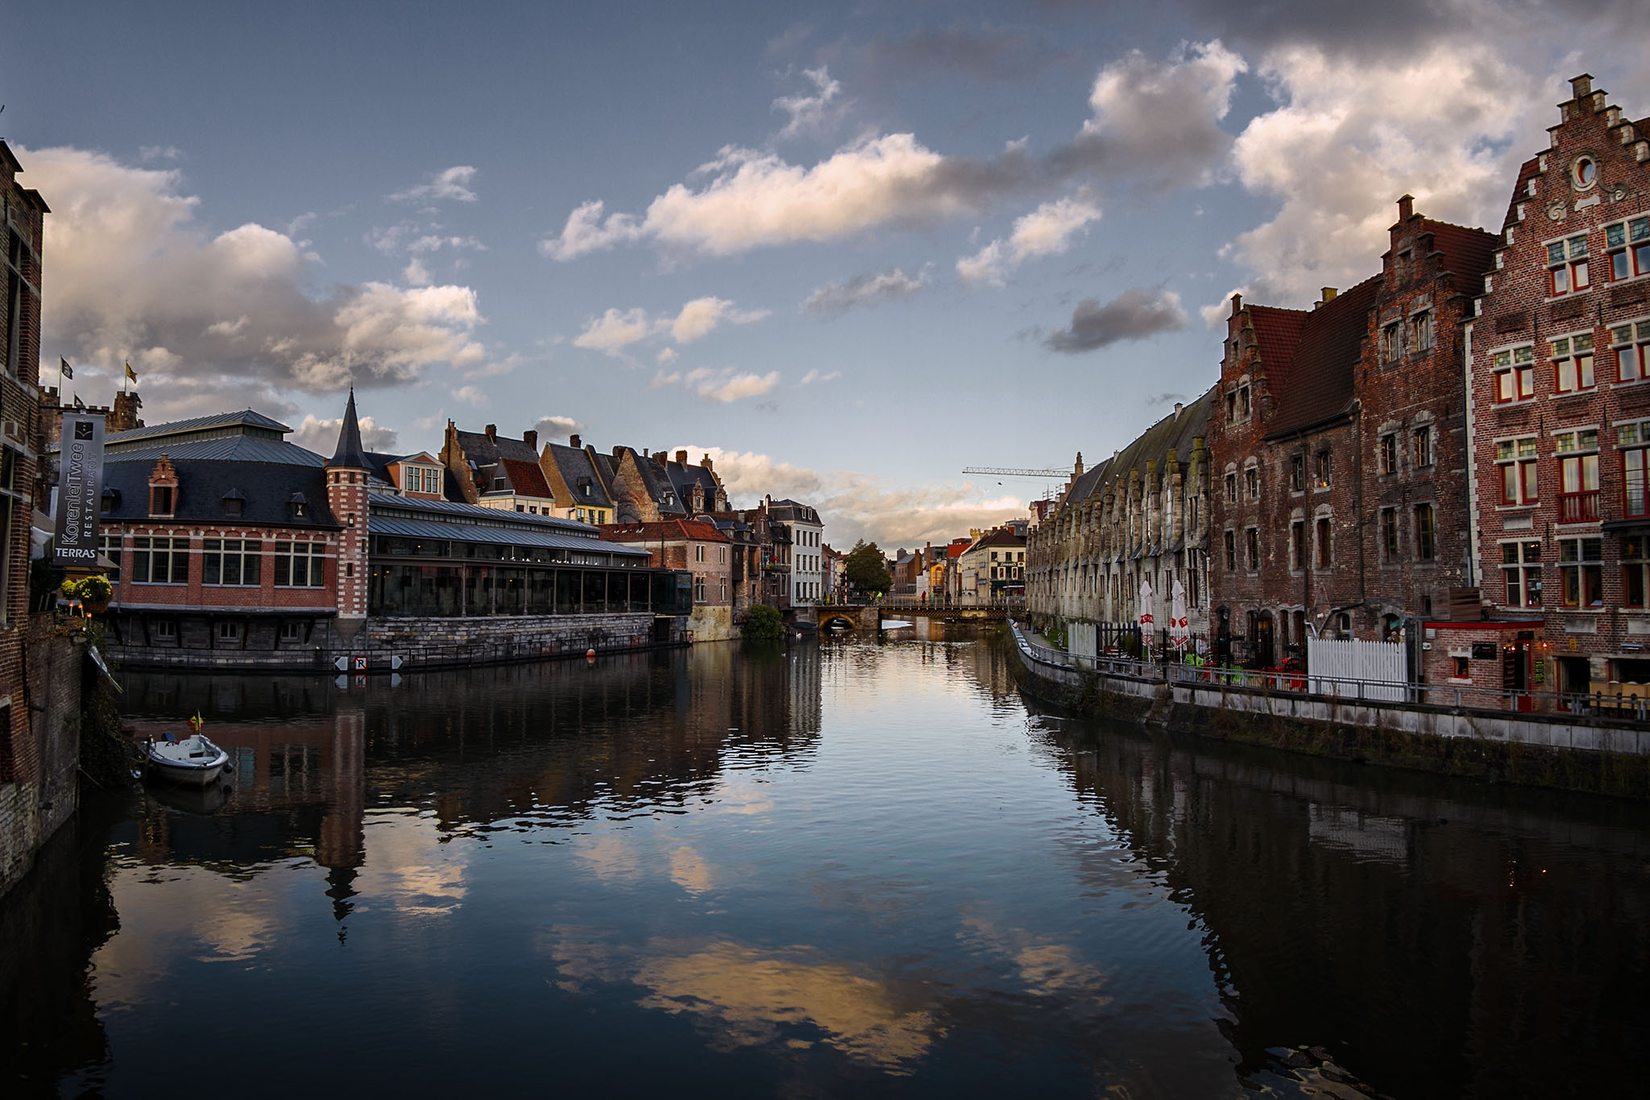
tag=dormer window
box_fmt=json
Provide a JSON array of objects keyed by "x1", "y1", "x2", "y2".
[
  {"x1": 288, "y1": 492, "x2": 309, "y2": 519},
  {"x1": 149, "y1": 485, "x2": 174, "y2": 516},
  {"x1": 221, "y1": 488, "x2": 245, "y2": 518},
  {"x1": 100, "y1": 486, "x2": 121, "y2": 516}
]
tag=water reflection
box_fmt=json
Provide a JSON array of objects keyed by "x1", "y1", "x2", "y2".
[{"x1": 2, "y1": 636, "x2": 1646, "y2": 1096}]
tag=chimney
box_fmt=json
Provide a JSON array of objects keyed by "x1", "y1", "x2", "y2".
[
  {"x1": 1570, "y1": 73, "x2": 1593, "y2": 100},
  {"x1": 1230, "y1": 292, "x2": 1243, "y2": 317},
  {"x1": 569, "y1": 433, "x2": 581, "y2": 449},
  {"x1": 1315, "y1": 287, "x2": 1338, "y2": 309},
  {"x1": 485, "y1": 424, "x2": 497, "y2": 441},
  {"x1": 675, "y1": 449, "x2": 688, "y2": 465},
  {"x1": 1173, "y1": 401, "x2": 1184, "y2": 418},
  {"x1": 1397, "y1": 194, "x2": 1414, "y2": 222},
  {"x1": 523, "y1": 429, "x2": 538, "y2": 451},
  {"x1": 613, "y1": 445, "x2": 625, "y2": 458},
  {"x1": 701, "y1": 453, "x2": 713, "y2": 472}
]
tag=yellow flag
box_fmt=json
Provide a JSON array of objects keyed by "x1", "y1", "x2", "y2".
[{"x1": 124, "y1": 360, "x2": 137, "y2": 383}]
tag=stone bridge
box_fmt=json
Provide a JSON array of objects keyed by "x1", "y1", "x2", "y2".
[{"x1": 797, "y1": 602, "x2": 1018, "y2": 633}]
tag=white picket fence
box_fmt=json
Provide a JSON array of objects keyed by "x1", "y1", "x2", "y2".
[{"x1": 1307, "y1": 637, "x2": 1407, "y2": 701}]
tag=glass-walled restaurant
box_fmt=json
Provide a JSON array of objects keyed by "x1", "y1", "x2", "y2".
[{"x1": 367, "y1": 516, "x2": 691, "y2": 617}]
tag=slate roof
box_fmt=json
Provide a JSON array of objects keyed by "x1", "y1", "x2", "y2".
[
  {"x1": 453, "y1": 429, "x2": 540, "y2": 466},
  {"x1": 664, "y1": 458, "x2": 721, "y2": 510},
  {"x1": 371, "y1": 494, "x2": 596, "y2": 534},
  {"x1": 104, "y1": 409, "x2": 292, "y2": 450},
  {"x1": 767, "y1": 498, "x2": 821, "y2": 524},
  {"x1": 328, "y1": 388, "x2": 370, "y2": 469},
  {"x1": 1070, "y1": 387, "x2": 1216, "y2": 508},
  {"x1": 98, "y1": 436, "x2": 325, "y2": 467},
  {"x1": 100, "y1": 458, "x2": 339, "y2": 529},
  {"x1": 369, "y1": 515, "x2": 648, "y2": 558},
  {"x1": 1261, "y1": 276, "x2": 1380, "y2": 440},
  {"x1": 542, "y1": 442, "x2": 615, "y2": 510}
]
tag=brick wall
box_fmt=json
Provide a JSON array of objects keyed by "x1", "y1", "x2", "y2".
[{"x1": 0, "y1": 627, "x2": 83, "y2": 897}]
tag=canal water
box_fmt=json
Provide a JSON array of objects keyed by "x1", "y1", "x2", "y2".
[{"x1": 3, "y1": 635, "x2": 1647, "y2": 1097}]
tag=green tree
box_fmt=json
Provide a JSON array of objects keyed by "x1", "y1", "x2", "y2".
[
  {"x1": 742, "y1": 603, "x2": 785, "y2": 643},
  {"x1": 844, "y1": 540, "x2": 892, "y2": 597}
]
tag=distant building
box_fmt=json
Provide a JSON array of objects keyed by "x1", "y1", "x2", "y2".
[
  {"x1": 599, "y1": 519, "x2": 735, "y2": 639},
  {"x1": 440, "y1": 422, "x2": 557, "y2": 515},
  {"x1": 956, "y1": 525, "x2": 1027, "y2": 606},
  {"x1": 539, "y1": 433, "x2": 617, "y2": 525},
  {"x1": 764, "y1": 497, "x2": 824, "y2": 604}
]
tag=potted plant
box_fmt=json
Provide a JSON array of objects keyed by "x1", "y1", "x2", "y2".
[{"x1": 66, "y1": 574, "x2": 114, "y2": 612}]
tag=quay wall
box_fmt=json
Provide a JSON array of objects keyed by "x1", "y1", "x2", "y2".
[
  {"x1": 1007, "y1": 625, "x2": 1650, "y2": 798},
  {"x1": 106, "y1": 612, "x2": 688, "y2": 672},
  {"x1": 0, "y1": 626, "x2": 84, "y2": 897}
]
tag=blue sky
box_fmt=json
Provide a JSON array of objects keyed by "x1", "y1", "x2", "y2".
[{"x1": 5, "y1": 1, "x2": 1646, "y2": 546}]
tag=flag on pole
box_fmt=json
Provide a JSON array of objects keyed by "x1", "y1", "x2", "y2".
[
  {"x1": 73, "y1": 394, "x2": 86, "y2": 409},
  {"x1": 60, "y1": 356, "x2": 73, "y2": 380},
  {"x1": 124, "y1": 360, "x2": 137, "y2": 384}
]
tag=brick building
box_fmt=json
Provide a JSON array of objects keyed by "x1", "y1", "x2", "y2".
[
  {"x1": 440, "y1": 421, "x2": 556, "y2": 515},
  {"x1": 1469, "y1": 73, "x2": 1650, "y2": 699},
  {"x1": 598, "y1": 519, "x2": 734, "y2": 639},
  {"x1": 1209, "y1": 197, "x2": 1494, "y2": 668}
]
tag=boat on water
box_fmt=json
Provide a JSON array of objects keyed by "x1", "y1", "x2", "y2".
[{"x1": 143, "y1": 714, "x2": 230, "y2": 787}]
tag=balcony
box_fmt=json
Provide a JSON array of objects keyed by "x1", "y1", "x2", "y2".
[{"x1": 1558, "y1": 490, "x2": 1599, "y2": 524}]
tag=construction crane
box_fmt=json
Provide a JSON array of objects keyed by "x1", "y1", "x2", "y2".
[{"x1": 961, "y1": 466, "x2": 1067, "y2": 478}]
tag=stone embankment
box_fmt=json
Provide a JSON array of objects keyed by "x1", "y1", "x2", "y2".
[{"x1": 1007, "y1": 623, "x2": 1650, "y2": 799}]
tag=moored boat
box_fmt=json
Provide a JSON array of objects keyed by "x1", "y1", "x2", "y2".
[{"x1": 144, "y1": 733, "x2": 230, "y2": 787}]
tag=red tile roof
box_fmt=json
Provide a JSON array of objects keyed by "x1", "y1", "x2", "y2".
[
  {"x1": 1502, "y1": 156, "x2": 1540, "y2": 231},
  {"x1": 1261, "y1": 276, "x2": 1380, "y2": 440},
  {"x1": 598, "y1": 520, "x2": 729, "y2": 543},
  {"x1": 501, "y1": 457, "x2": 553, "y2": 499},
  {"x1": 1420, "y1": 218, "x2": 1496, "y2": 286}
]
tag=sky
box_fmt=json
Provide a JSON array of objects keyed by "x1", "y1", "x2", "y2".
[{"x1": 5, "y1": 1, "x2": 1648, "y2": 549}]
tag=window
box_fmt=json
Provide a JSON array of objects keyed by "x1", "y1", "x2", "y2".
[
  {"x1": 1379, "y1": 433, "x2": 1397, "y2": 475},
  {"x1": 1224, "y1": 469, "x2": 1238, "y2": 504},
  {"x1": 0, "y1": 446, "x2": 16, "y2": 623},
  {"x1": 1290, "y1": 519, "x2": 1305, "y2": 570},
  {"x1": 1411, "y1": 424, "x2": 1433, "y2": 469},
  {"x1": 217, "y1": 621, "x2": 241, "y2": 642},
  {"x1": 131, "y1": 536, "x2": 188, "y2": 584},
  {"x1": 1381, "y1": 507, "x2": 1399, "y2": 561},
  {"x1": 1546, "y1": 233, "x2": 1589, "y2": 296},
  {"x1": 1244, "y1": 463, "x2": 1260, "y2": 501},
  {"x1": 1555, "y1": 429, "x2": 1600, "y2": 523},
  {"x1": 1239, "y1": 385, "x2": 1251, "y2": 419},
  {"x1": 1245, "y1": 527, "x2": 1259, "y2": 571},
  {"x1": 274, "y1": 541, "x2": 325, "y2": 587},
  {"x1": 98, "y1": 534, "x2": 122, "y2": 583},
  {"x1": 153, "y1": 619, "x2": 177, "y2": 640},
  {"x1": 694, "y1": 544, "x2": 706, "y2": 563},
  {"x1": 1495, "y1": 437, "x2": 1539, "y2": 505},
  {"x1": 1500, "y1": 540, "x2": 1542, "y2": 608},
  {"x1": 1625, "y1": 535, "x2": 1650, "y2": 608},
  {"x1": 1492, "y1": 345, "x2": 1536, "y2": 403},
  {"x1": 1223, "y1": 530, "x2": 1236, "y2": 572},
  {"x1": 149, "y1": 485, "x2": 174, "y2": 516},
  {"x1": 203, "y1": 538, "x2": 261, "y2": 586},
  {"x1": 1557, "y1": 537, "x2": 1603, "y2": 607},
  {"x1": 1414, "y1": 503, "x2": 1436, "y2": 561},
  {"x1": 1610, "y1": 319, "x2": 1650, "y2": 383},
  {"x1": 279, "y1": 621, "x2": 306, "y2": 642},
  {"x1": 1622, "y1": 420, "x2": 1650, "y2": 518},
  {"x1": 1315, "y1": 516, "x2": 1332, "y2": 568},
  {"x1": 1605, "y1": 215, "x2": 1650, "y2": 281},
  {"x1": 1380, "y1": 321, "x2": 1402, "y2": 363},
  {"x1": 1289, "y1": 453, "x2": 1305, "y2": 492},
  {"x1": 694, "y1": 576, "x2": 706, "y2": 602},
  {"x1": 1314, "y1": 451, "x2": 1332, "y2": 490},
  {"x1": 1453, "y1": 655, "x2": 1471, "y2": 679},
  {"x1": 1551, "y1": 333, "x2": 1595, "y2": 393},
  {"x1": 1409, "y1": 309, "x2": 1435, "y2": 353}
]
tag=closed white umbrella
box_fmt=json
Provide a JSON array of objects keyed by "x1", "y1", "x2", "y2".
[{"x1": 1170, "y1": 577, "x2": 1190, "y2": 652}]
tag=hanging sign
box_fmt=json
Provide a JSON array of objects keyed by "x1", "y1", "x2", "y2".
[{"x1": 54, "y1": 414, "x2": 106, "y2": 565}]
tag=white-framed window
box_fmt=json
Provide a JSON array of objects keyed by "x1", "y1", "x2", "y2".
[
  {"x1": 217, "y1": 621, "x2": 241, "y2": 642},
  {"x1": 1609, "y1": 318, "x2": 1650, "y2": 383},
  {"x1": 1557, "y1": 536, "x2": 1603, "y2": 608},
  {"x1": 98, "y1": 533, "x2": 123, "y2": 583},
  {"x1": 694, "y1": 544, "x2": 706, "y2": 563},
  {"x1": 1554, "y1": 428, "x2": 1600, "y2": 523},
  {"x1": 131, "y1": 536, "x2": 188, "y2": 584},
  {"x1": 274, "y1": 541, "x2": 325, "y2": 587},
  {"x1": 279, "y1": 621, "x2": 306, "y2": 642},
  {"x1": 203, "y1": 538, "x2": 261, "y2": 586},
  {"x1": 1499, "y1": 539, "x2": 1542, "y2": 608},
  {"x1": 1495, "y1": 436, "x2": 1539, "y2": 505},
  {"x1": 1605, "y1": 214, "x2": 1650, "y2": 282},
  {"x1": 1545, "y1": 232, "x2": 1590, "y2": 296},
  {"x1": 1551, "y1": 332, "x2": 1596, "y2": 393},
  {"x1": 693, "y1": 575, "x2": 706, "y2": 602},
  {"x1": 1491, "y1": 345, "x2": 1536, "y2": 403}
]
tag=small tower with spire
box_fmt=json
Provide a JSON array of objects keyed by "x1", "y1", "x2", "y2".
[{"x1": 326, "y1": 387, "x2": 371, "y2": 635}]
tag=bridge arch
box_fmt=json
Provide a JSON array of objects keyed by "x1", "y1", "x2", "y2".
[{"x1": 818, "y1": 610, "x2": 859, "y2": 633}]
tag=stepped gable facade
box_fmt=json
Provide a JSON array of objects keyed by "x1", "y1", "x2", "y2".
[
  {"x1": 1469, "y1": 73, "x2": 1650, "y2": 695},
  {"x1": 440, "y1": 422, "x2": 556, "y2": 515},
  {"x1": 538, "y1": 432, "x2": 616, "y2": 525},
  {"x1": 1027, "y1": 389, "x2": 1214, "y2": 643}
]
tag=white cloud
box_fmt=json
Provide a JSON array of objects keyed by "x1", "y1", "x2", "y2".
[
  {"x1": 804, "y1": 266, "x2": 930, "y2": 314},
  {"x1": 452, "y1": 385, "x2": 485, "y2": 405},
  {"x1": 657, "y1": 347, "x2": 678, "y2": 365},
  {"x1": 652, "y1": 368, "x2": 780, "y2": 403},
  {"x1": 403, "y1": 258, "x2": 431, "y2": 286},
  {"x1": 798, "y1": 369, "x2": 841, "y2": 386},
  {"x1": 1214, "y1": 41, "x2": 1543, "y2": 306},
  {"x1": 669, "y1": 296, "x2": 769, "y2": 343},
  {"x1": 959, "y1": 194, "x2": 1100, "y2": 285},
  {"x1": 292, "y1": 413, "x2": 399, "y2": 455},
  {"x1": 773, "y1": 66, "x2": 845, "y2": 139},
  {"x1": 390, "y1": 165, "x2": 478, "y2": 204},
  {"x1": 573, "y1": 307, "x2": 655, "y2": 353},
  {"x1": 684, "y1": 446, "x2": 1027, "y2": 547},
  {"x1": 24, "y1": 146, "x2": 488, "y2": 418},
  {"x1": 534, "y1": 415, "x2": 582, "y2": 441},
  {"x1": 1081, "y1": 40, "x2": 1247, "y2": 184},
  {"x1": 540, "y1": 200, "x2": 645, "y2": 261}
]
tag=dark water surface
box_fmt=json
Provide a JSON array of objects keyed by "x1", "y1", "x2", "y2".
[{"x1": 3, "y1": 636, "x2": 1648, "y2": 1097}]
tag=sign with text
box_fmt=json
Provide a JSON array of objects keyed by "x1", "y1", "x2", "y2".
[{"x1": 54, "y1": 413, "x2": 105, "y2": 565}]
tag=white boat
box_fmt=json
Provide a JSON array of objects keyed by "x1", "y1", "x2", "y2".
[{"x1": 144, "y1": 734, "x2": 230, "y2": 787}]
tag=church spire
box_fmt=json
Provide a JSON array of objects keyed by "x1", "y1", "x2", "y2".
[{"x1": 328, "y1": 386, "x2": 368, "y2": 469}]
